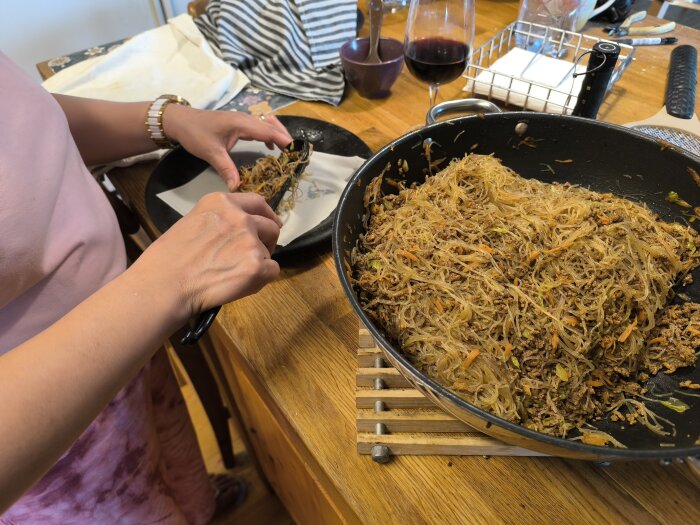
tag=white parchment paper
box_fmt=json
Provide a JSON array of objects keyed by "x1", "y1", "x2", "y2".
[{"x1": 156, "y1": 141, "x2": 366, "y2": 246}]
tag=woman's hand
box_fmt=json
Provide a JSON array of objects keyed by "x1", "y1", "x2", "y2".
[
  {"x1": 0, "y1": 194, "x2": 281, "y2": 508},
  {"x1": 129, "y1": 192, "x2": 282, "y2": 322},
  {"x1": 162, "y1": 105, "x2": 293, "y2": 191}
]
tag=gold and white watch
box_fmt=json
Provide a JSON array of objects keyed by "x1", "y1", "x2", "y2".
[{"x1": 145, "y1": 94, "x2": 190, "y2": 148}]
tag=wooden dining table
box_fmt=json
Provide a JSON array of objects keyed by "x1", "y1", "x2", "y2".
[{"x1": 103, "y1": 2, "x2": 700, "y2": 523}]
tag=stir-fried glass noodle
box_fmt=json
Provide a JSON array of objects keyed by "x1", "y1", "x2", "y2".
[
  {"x1": 352, "y1": 154, "x2": 700, "y2": 439},
  {"x1": 239, "y1": 146, "x2": 310, "y2": 205}
]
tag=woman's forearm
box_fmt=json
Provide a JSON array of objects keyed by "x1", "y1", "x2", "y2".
[
  {"x1": 0, "y1": 188, "x2": 282, "y2": 511},
  {"x1": 0, "y1": 268, "x2": 184, "y2": 512},
  {"x1": 53, "y1": 94, "x2": 155, "y2": 165},
  {"x1": 0, "y1": 96, "x2": 289, "y2": 511}
]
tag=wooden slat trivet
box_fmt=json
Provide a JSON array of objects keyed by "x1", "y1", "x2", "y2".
[{"x1": 357, "y1": 323, "x2": 545, "y2": 462}]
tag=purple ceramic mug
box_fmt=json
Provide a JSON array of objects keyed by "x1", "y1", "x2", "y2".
[{"x1": 340, "y1": 37, "x2": 404, "y2": 99}]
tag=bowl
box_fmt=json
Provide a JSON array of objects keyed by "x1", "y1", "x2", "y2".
[{"x1": 339, "y1": 37, "x2": 404, "y2": 99}]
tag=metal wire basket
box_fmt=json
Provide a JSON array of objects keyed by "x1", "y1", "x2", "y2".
[{"x1": 463, "y1": 21, "x2": 635, "y2": 114}]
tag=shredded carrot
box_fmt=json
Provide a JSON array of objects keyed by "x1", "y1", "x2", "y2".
[
  {"x1": 503, "y1": 343, "x2": 513, "y2": 359},
  {"x1": 477, "y1": 243, "x2": 495, "y2": 255},
  {"x1": 434, "y1": 297, "x2": 444, "y2": 313},
  {"x1": 617, "y1": 319, "x2": 638, "y2": 343},
  {"x1": 545, "y1": 290, "x2": 555, "y2": 307},
  {"x1": 544, "y1": 241, "x2": 573, "y2": 255},
  {"x1": 685, "y1": 327, "x2": 700, "y2": 337},
  {"x1": 586, "y1": 380, "x2": 604, "y2": 388},
  {"x1": 563, "y1": 316, "x2": 578, "y2": 327},
  {"x1": 528, "y1": 251, "x2": 540, "y2": 262},
  {"x1": 396, "y1": 250, "x2": 418, "y2": 262},
  {"x1": 551, "y1": 332, "x2": 559, "y2": 350},
  {"x1": 462, "y1": 349, "x2": 480, "y2": 369},
  {"x1": 647, "y1": 337, "x2": 666, "y2": 345},
  {"x1": 523, "y1": 384, "x2": 532, "y2": 396}
]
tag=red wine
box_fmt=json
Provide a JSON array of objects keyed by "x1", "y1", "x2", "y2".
[{"x1": 405, "y1": 38, "x2": 469, "y2": 85}]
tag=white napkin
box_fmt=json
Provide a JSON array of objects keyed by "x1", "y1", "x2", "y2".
[
  {"x1": 41, "y1": 14, "x2": 249, "y2": 109},
  {"x1": 464, "y1": 47, "x2": 586, "y2": 114},
  {"x1": 156, "y1": 141, "x2": 366, "y2": 247}
]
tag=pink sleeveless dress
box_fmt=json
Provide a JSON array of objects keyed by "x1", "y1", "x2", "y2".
[{"x1": 0, "y1": 52, "x2": 215, "y2": 524}]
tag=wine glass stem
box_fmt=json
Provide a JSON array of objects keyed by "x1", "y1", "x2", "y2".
[{"x1": 428, "y1": 83, "x2": 439, "y2": 110}]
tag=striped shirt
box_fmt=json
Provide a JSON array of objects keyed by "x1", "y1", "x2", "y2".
[{"x1": 194, "y1": 0, "x2": 358, "y2": 105}]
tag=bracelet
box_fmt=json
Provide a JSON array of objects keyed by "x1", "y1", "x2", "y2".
[{"x1": 145, "y1": 94, "x2": 190, "y2": 148}]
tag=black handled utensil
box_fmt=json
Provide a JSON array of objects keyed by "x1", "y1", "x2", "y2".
[
  {"x1": 571, "y1": 41, "x2": 621, "y2": 120},
  {"x1": 179, "y1": 138, "x2": 311, "y2": 345},
  {"x1": 625, "y1": 44, "x2": 700, "y2": 157}
]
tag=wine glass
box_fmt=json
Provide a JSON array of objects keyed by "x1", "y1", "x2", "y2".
[{"x1": 404, "y1": 0, "x2": 475, "y2": 113}]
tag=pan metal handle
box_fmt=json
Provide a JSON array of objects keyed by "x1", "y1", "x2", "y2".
[{"x1": 426, "y1": 99, "x2": 502, "y2": 126}]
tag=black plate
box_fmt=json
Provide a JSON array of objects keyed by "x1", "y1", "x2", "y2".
[{"x1": 145, "y1": 115, "x2": 372, "y2": 257}]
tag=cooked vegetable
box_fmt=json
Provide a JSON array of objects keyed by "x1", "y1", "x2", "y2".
[
  {"x1": 575, "y1": 429, "x2": 627, "y2": 448},
  {"x1": 659, "y1": 398, "x2": 690, "y2": 413},
  {"x1": 352, "y1": 153, "x2": 700, "y2": 438},
  {"x1": 666, "y1": 191, "x2": 692, "y2": 208},
  {"x1": 239, "y1": 146, "x2": 311, "y2": 206}
]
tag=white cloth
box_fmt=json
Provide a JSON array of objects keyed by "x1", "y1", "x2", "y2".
[
  {"x1": 41, "y1": 14, "x2": 249, "y2": 109},
  {"x1": 464, "y1": 47, "x2": 587, "y2": 114},
  {"x1": 156, "y1": 141, "x2": 366, "y2": 247}
]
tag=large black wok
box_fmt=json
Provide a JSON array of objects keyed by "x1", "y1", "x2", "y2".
[{"x1": 333, "y1": 101, "x2": 700, "y2": 461}]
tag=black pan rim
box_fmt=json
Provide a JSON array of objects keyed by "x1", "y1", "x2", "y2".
[{"x1": 333, "y1": 111, "x2": 700, "y2": 460}]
